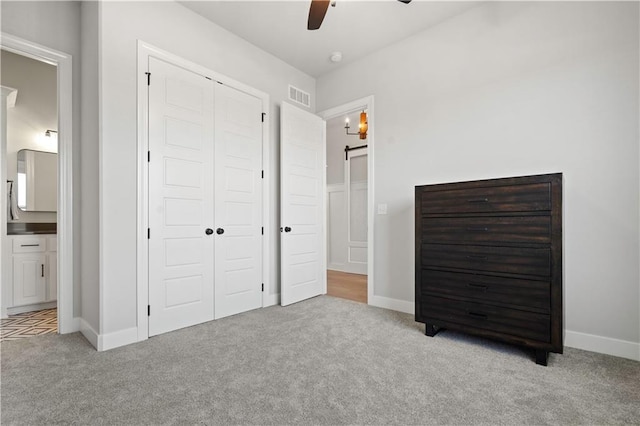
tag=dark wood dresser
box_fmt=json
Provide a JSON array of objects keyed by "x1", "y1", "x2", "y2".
[{"x1": 415, "y1": 173, "x2": 562, "y2": 365}]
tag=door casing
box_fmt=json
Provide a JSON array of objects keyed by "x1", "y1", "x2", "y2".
[
  {"x1": 136, "y1": 41, "x2": 271, "y2": 341},
  {"x1": 0, "y1": 33, "x2": 75, "y2": 333}
]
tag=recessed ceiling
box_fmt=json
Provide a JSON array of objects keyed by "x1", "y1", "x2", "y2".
[{"x1": 179, "y1": 1, "x2": 480, "y2": 78}]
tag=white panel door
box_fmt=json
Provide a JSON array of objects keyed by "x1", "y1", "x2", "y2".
[
  {"x1": 148, "y1": 57, "x2": 215, "y2": 336},
  {"x1": 346, "y1": 149, "x2": 368, "y2": 275},
  {"x1": 214, "y1": 84, "x2": 263, "y2": 319},
  {"x1": 280, "y1": 102, "x2": 326, "y2": 306}
]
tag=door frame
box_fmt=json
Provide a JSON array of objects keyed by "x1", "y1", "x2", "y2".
[
  {"x1": 136, "y1": 41, "x2": 270, "y2": 341},
  {"x1": 0, "y1": 33, "x2": 75, "y2": 333},
  {"x1": 318, "y1": 96, "x2": 375, "y2": 304}
]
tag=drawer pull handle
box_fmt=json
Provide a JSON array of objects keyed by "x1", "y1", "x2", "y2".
[
  {"x1": 20, "y1": 244, "x2": 40, "y2": 247},
  {"x1": 466, "y1": 227, "x2": 489, "y2": 232},
  {"x1": 41, "y1": 264, "x2": 44, "y2": 278},
  {"x1": 467, "y1": 198, "x2": 489, "y2": 203},
  {"x1": 468, "y1": 311, "x2": 488, "y2": 319},
  {"x1": 467, "y1": 283, "x2": 488, "y2": 291},
  {"x1": 466, "y1": 255, "x2": 487, "y2": 260}
]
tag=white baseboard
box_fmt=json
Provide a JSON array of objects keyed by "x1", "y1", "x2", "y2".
[
  {"x1": 80, "y1": 318, "x2": 99, "y2": 349},
  {"x1": 7, "y1": 301, "x2": 56, "y2": 316},
  {"x1": 328, "y1": 265, "x2": 368, "y2": 275},
  {"x1": 365, "y1": 297, "x2": 640, "y2": 362},
  {"x1": 98, "y1": 326, "x2": 139, "y2": 351},
  {"x1": 369, "y1": 295, "x2": 413, "y2": 314},
  {"x1": 61, "y1": 316, "x2": 81, "y2": 334},
  {"x1": 265, "y1": 293, "x2": 280, "y2": 307},
  {"x1": 565, "y1": 330, "x2": 640, "y2": 361}
]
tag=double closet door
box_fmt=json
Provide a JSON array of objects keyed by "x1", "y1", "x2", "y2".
[{"x1": 147, "y1": 57, "x2": 263, "y2": 337}]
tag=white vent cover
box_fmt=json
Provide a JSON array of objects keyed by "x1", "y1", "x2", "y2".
[{"x1": 288, "y1": 85, "x2": 311, "y2": 108}]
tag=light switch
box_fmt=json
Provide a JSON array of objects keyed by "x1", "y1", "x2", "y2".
[{"x1": 377, "y1": 204, "x2": 388, "y2": 215}]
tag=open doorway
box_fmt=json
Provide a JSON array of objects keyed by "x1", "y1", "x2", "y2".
[
  {"x1": 325, "y1": 109, "x2": 369, "y2": 304},
  {"x1": 1, "y1": 49, "x2": 59, "y2": 341}
]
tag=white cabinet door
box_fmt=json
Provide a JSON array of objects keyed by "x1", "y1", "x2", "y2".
[
  {"x1": 213, "y1": 83, "x2": 263, "y2": 319},
  {"x1": 47, "y1": 252, "x2": 57, "y2": 302},
  {"x1": 13, "y1": 254, "x2": 46, "y2": 306},
  {"x1": 148, "y1": 57, "x2": 215, "y2": 336},
  {"x1": 280, "y1": 102, "x2": 326, "y2": 306}
]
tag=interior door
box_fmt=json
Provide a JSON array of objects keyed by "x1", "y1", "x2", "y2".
[
  {"x1": 280, "y1": 102, "x2": 326, "y2": 306},
  {"x1": 148, "y1": 57, "x2": 215, "y2": 336},
  {"x1": 346, "y1": 148, "x2": 368, "y2": 274},
  {"x1": 213, "y1": 83, "x2": 263, "y2": 319}
]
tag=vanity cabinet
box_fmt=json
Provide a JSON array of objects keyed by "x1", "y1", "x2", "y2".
[{"x1": 10, "y1": 235, "x2": 57, "y2": 308}]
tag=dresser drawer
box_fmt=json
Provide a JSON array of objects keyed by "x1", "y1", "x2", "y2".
[
  {"x1": 422, "y1": 216, "x2": 551, "y2": 245},
  {"x1": 419, "y1": 269, "x2": 550, "y2": 313},
  {"x1": 419, "y1": 182, "x2": 551, "y2": 214},
  {"x1": 421, "y1": 244, "x2": 551, "y2": 278},
  {"x1": 420, "y1": 295, "x2": 550, "y2": 342},
  {"x1": 12, "y1": 236, "x2": 47, "y2": 253}
]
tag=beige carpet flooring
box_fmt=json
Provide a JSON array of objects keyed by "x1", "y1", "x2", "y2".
[{"x1": 1, "y1": 296, "x2": 639, "y2": 425}]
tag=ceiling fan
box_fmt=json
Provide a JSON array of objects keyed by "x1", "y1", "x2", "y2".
[{"x1": 308, "y1": 0, "x2": 412, "y2": 31}]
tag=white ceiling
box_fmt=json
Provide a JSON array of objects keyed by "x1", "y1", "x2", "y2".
[{"x1": 179, "y1": 1, "x2": 480, "y2": 78}]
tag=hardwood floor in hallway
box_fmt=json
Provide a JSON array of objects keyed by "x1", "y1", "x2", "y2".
[{"x1": 327, "y1": 270, "x2": 367, "y2": 304}]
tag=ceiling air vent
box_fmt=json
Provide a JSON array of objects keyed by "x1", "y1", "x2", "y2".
[{"x1": 288, "y1": 85, "x2": 311, "y2": 108}]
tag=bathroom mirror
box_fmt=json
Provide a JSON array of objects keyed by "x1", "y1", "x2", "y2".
[{"x1": 16, "y1": 149, "x2": 57, "y2": 212}]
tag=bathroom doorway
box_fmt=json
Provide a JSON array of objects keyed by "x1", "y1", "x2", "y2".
[{"x1": 1, "y1": 47, "x2": 60, "y2": 341}]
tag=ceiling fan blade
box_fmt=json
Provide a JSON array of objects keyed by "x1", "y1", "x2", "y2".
[{"x1": 308, "y1": 0, "x2": 331, "y2": 30}]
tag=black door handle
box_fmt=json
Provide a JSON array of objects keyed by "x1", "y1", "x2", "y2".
[
  {"x1": 284, "y1": 226, "x2": 292, "y2": 232},
  {"x1": 205, "y1": 228, "x2": 214, "y2": 235},
  {"x1": 216, "y1": 228, "x2": 224, "y2": 235}
]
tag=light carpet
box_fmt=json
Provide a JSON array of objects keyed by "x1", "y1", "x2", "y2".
[{"x1": 1, "y1": 296, "x2": 639, "y2": 425}]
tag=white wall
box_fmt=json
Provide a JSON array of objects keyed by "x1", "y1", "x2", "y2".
[
  {"x1": 1, "y1": 50, "x2": 57, "y2": 222},
  {"x1": 98, "y1": 1, "x2": 315, "y2": 340},
  {"x1": 79, "y1": 0, "x2": 100, "y2": 337},
  {"x1": 327, "y1": 111, "x2": 364, "y2": 185},
  {"x1": 1, "y1": 1, "x2": 82, "y2": 317},
  {"x1": 317, "y1": 2, "x2": 640, "y2": 359}
]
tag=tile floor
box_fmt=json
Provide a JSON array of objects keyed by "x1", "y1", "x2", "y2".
[{"x1": 0, "y1": 308, "x2": 57, "y2": 342}]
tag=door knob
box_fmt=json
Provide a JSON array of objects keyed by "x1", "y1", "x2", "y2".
[
  {"x1": 216, "y1": 228, "x2": 225, "y2": 235},
  {"x1": 284, "y1": 226, "x2": 292, "y2": 232},
  {"x1": 205, "y1": 228, "x2": 214, "y2": 235}
]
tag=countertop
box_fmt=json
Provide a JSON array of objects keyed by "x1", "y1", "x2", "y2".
[{"x1": 7, "y1": 223, "x2": 57, "y2": 235}]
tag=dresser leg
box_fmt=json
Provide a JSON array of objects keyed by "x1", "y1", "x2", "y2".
[
  {"x1": 535, "y1": 349, "x2": 548, "y2": 366},
  {"x1": 425, "y1": 323, "x2": 438, "y2": 337}
]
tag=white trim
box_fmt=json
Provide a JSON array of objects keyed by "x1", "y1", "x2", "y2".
[
  {"x1": 318, "y1": 96, "x2": 375, "y2": 304},
  {"x1": 264, "y1": 293, "x2": 280, "y2": 307},
  {"x1": 260, "y1": 96, "x2": 271, "y2": 311},
  {"x1": 136, "y1": 42, "x2": 149, "y2": 342},
  {"x1": 0, "y1": 33, "x2": 76, "y2": 334},
  {"x1": 565, "y1": 330, "x2": 640, "y2": 361},
  {"x1": 0, "y1": 87, "x2": 15, "y2": 319},
  {"x1": 7, "y1": 301, "x2": 56, "y2": 316},
  {"x1": 80, "y1": 318, "x2": 99, "y2": 349},
  {"x1": 369, "y1": 295, "x2": 414, "y2": 314},
  {"x1": 136, "y1": 41, "x2": 270, "y2": 342},
  {"x1": 98, "y1": 326, "x2": 138, "y2": 352}
]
